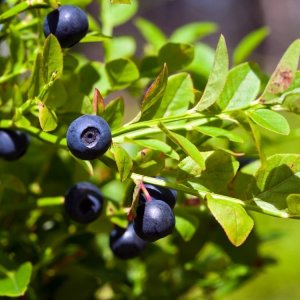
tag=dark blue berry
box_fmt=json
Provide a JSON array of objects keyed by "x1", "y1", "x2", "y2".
[
  {"x1": 0, "y1": 129, "x2": 29, "y2": 160},
  {"x1": 109, "y1": 223, "x2": 147, "y2": 260},
  {"x1": 43, "y1": 5, "x2": 88, "y2": 48},
  {"x1": 64, "y1": 182, "x2": 104, "y2": 224},
  {"x1": 133, "y1": 200, "x2": 175, "y2": 242},
  {"x1": 139, "y1": 181, "x2": 177, "y2": 209},
  {"x1": 66, "y1": 115, "x2": 112, "y2": 160},
  {"x1": 237, "y1": 157, "x2": 256, "y2": 169}
]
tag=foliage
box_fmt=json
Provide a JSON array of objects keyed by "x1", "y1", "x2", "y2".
[{"x1": 0, "y1": 0, "x2": 300, "y2": 299}]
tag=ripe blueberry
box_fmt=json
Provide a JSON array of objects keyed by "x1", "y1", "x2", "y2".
[
  {"x1": 237, "y1": 157, "x2": 256, "y2": 169},
  {"x1": 43, "y1": 5, "x2": 88, "y2": 48},
  {"x1": 109, "y1": 223, "x2": 147, "y2": 260},
  {"x1": 66, "y1": 115, "x2": 112, "y2": 160},
  {"x1": 133, "y1": 200, "x2": 175, "y2": 242},
  {"x1": 0, "y1": 129, "x2": 29, "y2": 160},
  {"x1": 64, "y1": 182, "x2": 104, "y2": 224},
  {"x1": 139, "y1": 181, "x2": 177, "y2": 209}
]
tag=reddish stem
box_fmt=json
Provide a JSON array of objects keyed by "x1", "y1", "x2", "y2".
[{"x1": 140, "y1": 182, "x2": 152, "y2": 201}]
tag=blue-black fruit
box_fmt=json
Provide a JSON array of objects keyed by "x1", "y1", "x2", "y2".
[
  {"x1": 43, "y1": 5, "x2": 88, "y2": 48},
  {"x1": 0, "y1": 129, "x2": 29, "y2": 160},
  {"x1": 110, "y1": 223, "x2": 147, "y2": 260},
  {"x1": 139, "y1": 181, "x2": 177, "y2": 209},
  {"x1": 237, "y1": 157, "x2": 256, "y2": 169},
  {"x1": 133, "y1": 199, "x2": 175, "y2": 242},
  {"x1": 66, "y1": 115, "x2": 112, "y2": 160},
  {"x1": 64, "y1": 182, "x2": 104, "y2": 224}
]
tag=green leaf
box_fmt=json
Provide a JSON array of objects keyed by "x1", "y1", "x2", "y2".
[
  {"x1": 159, "y1": 123, "x2": 205, "y2": 169},
  {"x1": 178, "y1": 156, "x2": 203, "y2": 177},
  {"x1": 186, "y1": 43, "x2": 215, "y2": 78},
  {"x1": 38, "y1": 102, "x2": 58, "y2": 132},
  {"x1": 28, "y1": 53, "x2": 45, "y2": 99},
  {"x1": 106, "y1": 58, "x2": 139, "y2": 89},
  {"x1": 112, "y1": 143, "x2": 133, "y2": 181},
  {"x1": 217, "y1": 63, "x2": 262, "y2": 111},
  {"x1": 0, "y1": 174, "x2": 26, "y2": 194},
  {"x1": 101, "y1": 0, "x2": 137, "y2": 29},
  {"x1": 45, "y1": 80, "x2": 67, "y2": 109},
  {"x1": 207, "y1": 194, "x2": 254, "y2": 246},
  {"x1": 233, "y1": 27, "x2": 269, "y2": 65},
  {"x1": 175, "y1": 211, "x2": 199, "y2": 241},
  {"x1": 139, "y1": 56, "x2": 161, "y2": 77},
  {"x1": 194, "y1": 35, "x2": 229, "y2": 111},
  {"x1": 252, "y1": 154, "x2": 300, "y2": 212},
  {"x1": 8, "y1": 26, "x2": 24, "y2": 72},
  {"x1": 0, "y1": 2, "x2": 47, "y2": 22},
  {"x1": 287, "y1": 194, "x2": 300, "y2": 215},
  {"x1": 194, "y1": 126, "x2": 244, "y2": 143},
  {"x1": 71, "y1": 156, "x2": 94, "y2": 176},
  {"x1": 260, "y1": 39, "x2": 300, "y2": 103},
  {"x1": 184, "y1": 150, "x2": 239, "y2": 193},
  {"x1": 0, "y1": 262, "x2": 32, "y2": 297},
  {"x1": 80, "y1": 31, "x2": 111, "y2": 43},
  {"x1": 135, "y1": 18, "x2": 167, "y2": 50},
  {"x1": 43, "y1": 34, "x2": 63, "y2": 83},
  {"x1": 126, "y1": 138, "x2": 180, "y2": 160},
  {"x1": 104, "y1": 36, "x2": 136, "y2": 60},
  {"x1": 153, "y1": 73, "x2": 194, "y2": 118},
  {"x1": 170, "y1": 22, "x2": 218, "y2": 44},
  {"x1": 111, "y1": 0, "x2": 131, "y2": 4},
  {"x1": 140, "y1": 64, "x2": 168, "y2": 121},
  {"x1": 103, "y1": 97, "x2": 124, "y2": 130},
  {"x1": 158, "y1": 43, "x2": 194, "y2": 73},
  {"x1": 248, "y1": 109, "x2": 290, "y2": 135}
]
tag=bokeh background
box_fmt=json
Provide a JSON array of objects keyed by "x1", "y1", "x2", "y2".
[{"x1": 83, "y1": 1, "x2": 300, "y2": 299}]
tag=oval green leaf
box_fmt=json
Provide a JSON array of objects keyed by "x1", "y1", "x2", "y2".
[
  {"x1": 249, "y1": 109, "x2": 290, "y2": 135},
  {"x1": 0, "y1": 262, "x2": 32, "y2": 297},
  {"x1": 194, "y1": 35, "x2": 229, "y2": 111},
  {"x1": 207, "y1": 194, "x2": 254, "y2": 247}
]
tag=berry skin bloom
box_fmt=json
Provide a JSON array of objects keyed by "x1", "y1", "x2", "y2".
[
  {"x1": 66, "y1": 114, "x2": 112, "y2": 160},
  {"x1": 43, "y1": 5, "x2": 88, "y2": 48}
]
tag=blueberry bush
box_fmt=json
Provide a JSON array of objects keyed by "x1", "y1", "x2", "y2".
[{"x1": 1, "y1": 0, "x2": 300, "y2": 299}]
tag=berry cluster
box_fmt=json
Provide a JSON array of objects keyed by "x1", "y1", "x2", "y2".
[
  {"x1": 64, "y1": 180, "x2": 177, "y2": 260},
  {"x1": 1, "y1": 5, "x2": 178, "y2": 260}
]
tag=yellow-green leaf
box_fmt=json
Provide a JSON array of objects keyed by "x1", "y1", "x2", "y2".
[{"x1": 207, "y1": 194, "x2": 254, "y2": 246}]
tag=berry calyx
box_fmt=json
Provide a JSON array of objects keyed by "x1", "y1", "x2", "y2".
[
  {"x1": 66, "y1": 114, "x2": 112, "y2": 160},
  {"x1": 64, "y1": 182, "x2": 104, "y2": 224}
]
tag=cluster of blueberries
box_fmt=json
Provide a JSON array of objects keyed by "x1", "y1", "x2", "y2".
[
  {"x1": 65, "y1": 115, "x2": 177, "y2": 259},
  {"x1": 0, "y1": 5, "x2": 177, "y2": 259},
  {"x1": 0, "y1": 114, "x2": 177, "y2": 260},
  {"x1": 65, "y1": 180, "x2": 177, "y2": 260}
]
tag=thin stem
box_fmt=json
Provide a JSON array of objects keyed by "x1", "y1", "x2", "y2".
[
  {"x1": 0, "y1": 120, "x2": 67, "y2": 146},
  {"x1": 113, "y1": 115, "x2": 214, "y2": 142}
]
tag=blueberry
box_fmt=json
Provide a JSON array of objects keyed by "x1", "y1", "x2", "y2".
[
  {"x1": 43, "y1": 5, "x2": 88, "y2": 48},
  {"x1": 0, "y1": 129, "x2": 29, "y2": 160},
  {"x1": 109, "y1": 223, "x2": 147, "y2": 260},
  {"x1": 66, "y1": 115, "x2": 112, "y2": 160},
  {"x1": 139, "y1": 181, "x2": 177, "y2": 209},
  {"x1": 237, "y1": 157, "x2": 256, "y2": 169},
  {"x1": 64, "y1": 182, "x2": 104, "y2": 224},
  {"x1": 133, "y1": 200, "x2": 175, "y2": 242}
]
